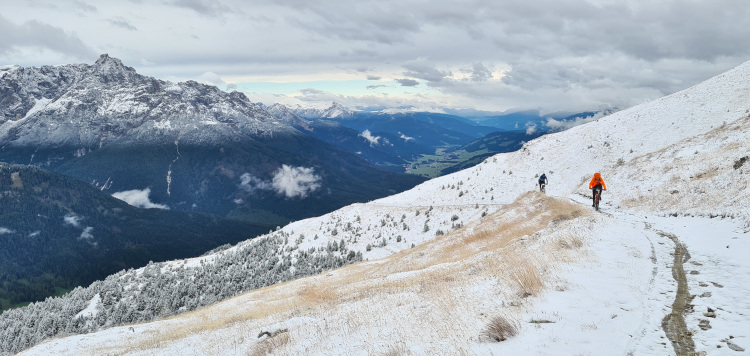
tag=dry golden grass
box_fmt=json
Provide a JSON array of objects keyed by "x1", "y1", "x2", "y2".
[
  {"x1": 108, "y1": 193, "x2": 592, "y2": 354},
  {"x1": 507, "y1": 257, "x2": 544, "y2": 297},
  {"x1": 482, "y1": 315, "x2": 520, "y2": 342},
  {"x1": 297, "y1": 282, "x2": 338, "y2": 304}
]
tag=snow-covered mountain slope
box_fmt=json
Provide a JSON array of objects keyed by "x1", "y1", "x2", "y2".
[
  {"x1": 288, "y1": 101, "x2": 355, "y2": 119},
  {"x1": 10, "y1": 60, "x2": 750, "y2": 355},
  {"x1": 0, "y1": 54, "x2": 291, "y2": 148}
]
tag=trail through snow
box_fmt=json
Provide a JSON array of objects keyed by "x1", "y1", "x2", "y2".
[{"x1": 19, "y1": 194, "x2": 750, "y2": 356}]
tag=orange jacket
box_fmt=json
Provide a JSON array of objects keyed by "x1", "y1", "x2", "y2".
[{"x1": 589, "y1": 173, "x2": 607, "y2": 190}]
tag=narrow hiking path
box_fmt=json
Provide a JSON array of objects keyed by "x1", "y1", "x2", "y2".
[
  {"x1": 657, "y1": 230, "x2": 697, "y2": 356},
  {"x1": 568, "y1": 193, "x2": 697, "y2": 355}
]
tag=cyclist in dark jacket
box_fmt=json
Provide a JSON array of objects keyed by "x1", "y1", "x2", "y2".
[{"x1": 538, "y1": 173, "x2": 548, "y2": 192}]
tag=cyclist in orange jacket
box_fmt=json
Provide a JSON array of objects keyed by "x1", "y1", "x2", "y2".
[{"x1": 588, "y1": 172, "x2": 607, "y2": 207}]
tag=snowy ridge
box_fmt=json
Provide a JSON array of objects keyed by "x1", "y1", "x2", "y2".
[
  {"x1": 0, "y1": 54, "x2": 292, "y2": 148},
  {"x1": 288, "y1": 101, "x2": 355, "y2": 119},
  {"x1": 8, "y1": 60, "x2": 750, "y2": 355}
]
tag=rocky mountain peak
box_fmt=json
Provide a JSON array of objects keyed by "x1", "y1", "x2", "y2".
[{"x1": 91, "y1": 53, "x2": 137, "y2": 82}]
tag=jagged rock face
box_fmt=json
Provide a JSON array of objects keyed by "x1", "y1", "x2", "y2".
[
  {"x1": 0, "y1": 54, "x2": 291, "y2": 148},
  {"x1": 261, "y1": 103, "x2": 311, "y2": 129},
  {"x1": 289, "y1": 101, "x2": 355, "y2": 119}
]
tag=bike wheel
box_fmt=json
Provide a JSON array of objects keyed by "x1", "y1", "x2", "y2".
[{"x1": 594, "y1": 193, "x2": 600, "y2": 211}]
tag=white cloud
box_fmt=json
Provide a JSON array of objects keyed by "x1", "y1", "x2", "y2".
[
  {"x1": 359, "y1": 129, "x2": 381, "y2": 145},
  {"x1": 111, "y1": 188, "x2": 169, "y2": 209},
  {"x1": 545, "y1": 113, "x2": 606, "y2": 131},
  {"x1": 0, "y1": 227, "x2": 14, "y2": 234},
  {"x1": 525, "y1": 123, "x2": 537, "y2": 135},
  {"x1": 79, "y1": 226, "x2": 95, "y2": 242},
  {"x1": 64, "y1": 214, "x2": 81, "y2": 227},
  {"x1": 197, "y1": 71, "x2": 225, "y2": 86},
  {"x1": 400, "y1": 132, "x2": 414, "y2": 141},
  {"x1": 271, "y1": 165, "x2": 322, "y2": 198},
  {"x1": 239, "y1": 173, "x2": 271, "y2": 194}
]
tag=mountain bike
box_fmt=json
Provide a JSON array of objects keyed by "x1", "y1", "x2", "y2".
[
  {"x1": 592, "y1": 188, "x2": 602, "y2": 211},
  {"x1": 539, "y1": 183, "x2": 546, "y2": 194}
]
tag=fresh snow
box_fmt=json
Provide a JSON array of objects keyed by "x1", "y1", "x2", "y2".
[
  {"x1": 15, "y1": 60, "x2": 750, "y2": 355},
  {"x1": 21, "y1": 98, "x2": 51, "y2": 120},
  {"x1": 73, "y1": 294, "x2": 101, "y2": 320}
]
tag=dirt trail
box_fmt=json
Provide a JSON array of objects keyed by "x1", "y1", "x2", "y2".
[{"x1": 658, "y1": 231, "x2": 698, "y2": 356}]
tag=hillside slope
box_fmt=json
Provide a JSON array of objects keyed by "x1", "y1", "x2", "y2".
[
  {"x1": 9, "y1": 60, "x2": 750, "y2": 355},
  {"x1": 0, "y1": 164, "x2": 272, "y2": 309}
]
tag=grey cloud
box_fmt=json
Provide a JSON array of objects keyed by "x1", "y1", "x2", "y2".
[
  {"x1": 0, "y1": 16, "x2": 96, "y2": 58},
  {"x1": 167, "y1": 0, "x2": 233, "y2": 18},
  {"x1": 395, "y1": 78, "x2": 419, "y2": 87},
  {"x1": 483, "y1": 0, "x2": 750, "y2": 63},
  {"x1": 300, "y1": 88, "x2": 326, "y2": 95},
  {"x1": 8, "y1": 0, "x2": 750, "y2": 113},
  {"x1": 367, "y1": 84, "x2": 386, "y2": 90},
  {"x1": 468, "y1": 62, "x2": 493, "y2": 81},
  {"x1": 72, "y1": 1, "x2": 97, "y2": 13},
  {"x1": 281, "y1": 2, "x2": 420, "y2": 45},
  {"x1": 403, "y1": 62, "x2": 448, "y2": 83},
  {"x1": 108, "y1": 17, "x2": 137, "y2": 31},
  {"x1": 238, "y1": 173, "x2": 270, "y2": 194}
]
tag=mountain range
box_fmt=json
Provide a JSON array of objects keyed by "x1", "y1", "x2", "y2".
[{"x1": 0, "y1": 55, "x2": 425, "y2": 225}]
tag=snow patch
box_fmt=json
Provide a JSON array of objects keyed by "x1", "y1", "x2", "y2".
[
  {"x1": 75, "y1": 294, "x2": 101, "y2": 320},
  {"x1": 153, "y1": 120, "x2": 173, "y2": 130},
  {"x1": 23, "y1": 98, "x2": 52, "y2": 119}
]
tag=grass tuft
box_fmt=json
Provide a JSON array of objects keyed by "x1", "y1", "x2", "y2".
[{"x1": 483, "y1": 315, "x2": 520, "y2": 342}]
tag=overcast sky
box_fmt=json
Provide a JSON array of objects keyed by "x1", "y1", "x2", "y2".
[{"x1": 2, "y1": 0, "x2": 749, "y2": 113}]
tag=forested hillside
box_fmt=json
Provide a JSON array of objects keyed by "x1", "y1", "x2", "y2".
[{"x1": 0, "y1": 164, "x2": 272, "y2": 310}]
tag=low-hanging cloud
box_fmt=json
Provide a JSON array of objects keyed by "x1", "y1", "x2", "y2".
[
  {"x1": 79, "y1": 226, "x2": 97, "y2": 246},
  {"x1": 545, "y1": 112, "x2": 606, "y2": 131},
  {"x1": 525, "y1": 122, "x2": 537, "y2": 135},
  {"x1": 112, "y1": 188, "x2": 169, "y2": 209},
  {"x1": 238, "y1": 165, "x2": 322, "y2": 198},
  {"x1": 64, "y1": 213, "x2": 82, "y2": 227},
  {"x1": 272, "y1": 165, "x2": 322, "y2": 198},
  {"x1": 239, "y1": 172, "x2": 271, "y2": 193},
  {"x1": 399, "y1": 132, "x2": 414, "y2": 141},
  {"x1": 359, "y1": 129, "x2": 381, "y2": 145}
]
